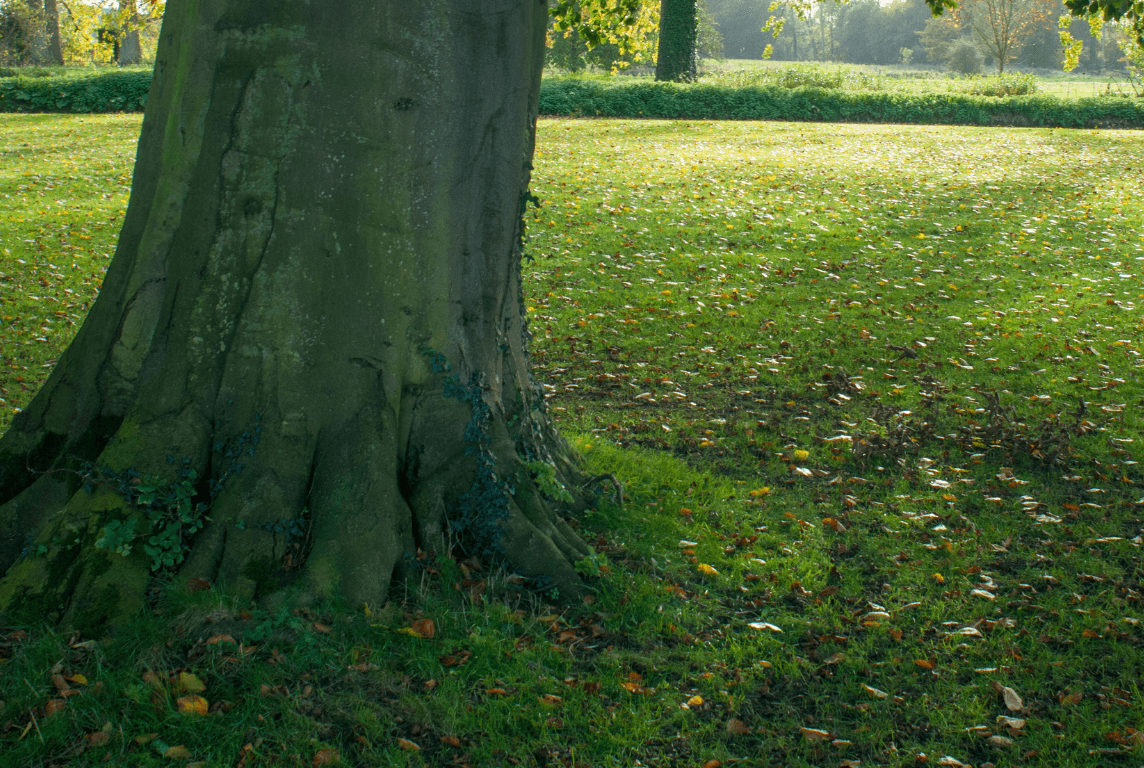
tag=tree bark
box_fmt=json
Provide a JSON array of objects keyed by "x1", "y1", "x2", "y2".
[
  {"x1": 0, "y1": 0, "x2": 591, "y2": 633},
  {"x1": 42, "y1": 0, "x2": 62, "y2": 64},
  {"x1": 117, "y1": 1, "x2": 143, "y2": 66},
  {"x1": 655, "y1": 0, "x2": 698, "y2": 81}
]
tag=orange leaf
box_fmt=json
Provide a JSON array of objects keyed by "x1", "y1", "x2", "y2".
[
  {"x1": 914, "y1": 659, "x2": 937, "y2": 670},
  {"x1": 176, "y1": 695, "x2": 209, "y2": 716},
  {"x1": 485, "y1": 687, "x2": 508, "y2": 696},
  {"x1": 51, "y1": 675, "x2": 70, "y2": 694},
  {"x1": 410, "y1": 619, "x2": 436, "y2": 638},
  {"x1": 396, "y1": 738, "x2": 421, "y2": 751},
  {"x1": 702, "y1": 761, "x2": 722, "y2": 768},
  {"x1": 687, "y1": 695, "x2": 704, "y2": 707},
  {"x1": 205, "y1": 634, "x2": 236, "y2": 646},
  {"x1": 311, "y1": 748, "x2": 339, "y2": 766},
  {"x1": 440, "y1": 735, "x2": 462, "y2": 748},
  {"x1": 44, "y1": 699, "x2": 67, "y2": 716},
  {"x1": 312, "y1": 622, "x2": 332, "y2": 634}
]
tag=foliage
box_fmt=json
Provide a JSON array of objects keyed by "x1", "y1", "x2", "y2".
[
  {"x1": 0, "y1": 68, "x2": 150, "y2": 112},
  {"x1": 538, "y1": 75, "x2": 1144, "y2": 125},
  {"x1": 948, "y1": 38, "x2": 987, "y2": 73},
  {"x1": 0, "y1": 0, "x2": 163, "y2": 66},
  {"x1": 954, "y1": 0, "x2": 1059, "y2": 73},
  {"x1": 959, "y1": 71, "x2": 1040, "y2": 94},
  {"x1": 547, "y1": 0, "x2": 661, "y2": 72}
]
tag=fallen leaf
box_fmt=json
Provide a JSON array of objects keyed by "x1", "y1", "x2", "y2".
[
  {"x1": 51, "y1": 674, "x2": 70, "y2": 694},
  {"x1": 1060, "y1": 691, "x2": 1084, "y2": 705},
  {"x1": 697, "y1": 563, "x2": 718, "y2": 575},
  {"x1": 396, "y1": 738, "x2": 420, "y2": 751},
  {"x1": 988, "y1": 735, "x2": 1014, "y2": 748},
  {"x1": 701, "y1": 761, "x2": 721, "y2": 768},
  {"x1": 86, "y1": 731, "x2": 110, "y2": 747},
  {"x1": 205, "y1": 634, "x2": 236, "y2": 646},
  {"x1": 67, "y1": 673, "x2": 88, "y2": 685},
  {"x1": 687, "y1": 695, "x2": 704, "y2": 707},
  {"x1": 135, "y1": 733, "x2": 158, "y2": 744},
  {"x1": 185, "y1": 578, "x2": 211, "y2": 593},
  {"x1": 1002, "y1": 686, "x2": 1024, "y2": 711},
  {"x1": 914, "y1": 659, "x2": 937, "y2": 670},
  {"x1": 177, "y1": 672, "x2": 205, "y2": 694},
  {"x1": 800, "y1": 727, "x2": 831, "y2": 742},
  {"x1": 726, "y1": 718, "x2": 751, "y2": 735},
  {"x1": 485, "y1": 687, "x2": 508, "y2": 696},
  {"x1": 410, "y1": 619, "x2": 436, "y2": 638},
  {"x1": 997, "y1": 716, "x2": 1026, "y2": 729},
  {"x1": 936, "y1": 758, "x2": 965, "y2": 767},
  {"x1": 165, "y1": 745, "x2": 193, "y2": 759},
  {"x1": 864, "y1": 684, "x2": 889, "y2": 699},
  {"x1": 312, "y1": 622, "x2": 332, "y2": 634},
  {"x1": 176, "y1": 695, "x2": 209, "y2": 716},
  {"x1": 44, "y1": 699, "x2": 67, "y2": 716},
  {"x1": 441, "y1": 735, "x2": 462, "y2": 748},
  {"x1": 312, "y1": 748, "x2": 338, "y2": 766},
  {"x1": 747, "y1": 621, "x2": 782, "y2": 633}
]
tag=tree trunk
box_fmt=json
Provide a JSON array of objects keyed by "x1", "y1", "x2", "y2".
[
  {"x1": 656, "y1": 0, "x2": 698, "y2": 81},
  {"x1": 117, "y1": 1, "x2": 143, "y2": 66},
  {"x1": 42, "y1": 0, "x2": 63, "y2": 64},
  {"x1": 0, "y1": 0, "x2": 592, "y2": 633}
]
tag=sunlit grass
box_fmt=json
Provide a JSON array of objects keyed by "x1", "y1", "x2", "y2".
[{"x1": 1, "y1": 115, "x2": 1142, "y2": 767}]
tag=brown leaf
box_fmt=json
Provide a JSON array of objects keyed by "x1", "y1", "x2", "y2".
[
  {"x1": 1060, "y1": 691, "x2": 1084, "y2": 705},
  {"x1": 165, "y1": 745, "x2": 193, "y2": 759},
  {"x1": 701, "y1": 761, "x2": 722, "y2": 768},
  {"x1": 726, "y1": 718, "x2": 751, "y2": 735},
  {"x1": 410, "y1": 619, "x2": 436, "y2": 638},
  {"x1": 396, "y1": 738, "x2": 421, "y2": 751},
  {"x1": 312, "y1": 622, "x2": 332, "y2": 634},
  {"x1": 440, "y1": 735, "x2": 462, "y2": 748},
  {"x1": 485, "y1": 687, "x2": 508, "y2": 696},
  {"x1": 205, "y1": 634, "x2": 236, "y2": 646},
  {"x1": 311, "y1": 748, "x2": 339, "y2": 766},
  {"x1": 51, "y1": 674, "x2": 70, "y2": 694},
  {"x1": 86, "y1": 731, "x2": 111, "y2": 747},
  {"x1": 44, "y1": 698, "x2": 67, "y2": 716},
  {"x1": 914, "y1": 659, "x2": 937, "y2": 670},
  {"x1": 1002, "y1": 686, "x2": 1024, "y2": 711},
  {"x1": 800, "y1": 727, "x2": 831, "y2": 742},
  {"x1": 185, "y1": 578, "x2": 212, "y2": 593}
]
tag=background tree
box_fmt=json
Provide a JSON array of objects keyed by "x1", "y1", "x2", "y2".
[
  {"x1": 656, "y1": 0, "x2": 699, "y2": 80},
  {"x1": 954, "y1": 0, "x2": 1057, "y2": 72}
]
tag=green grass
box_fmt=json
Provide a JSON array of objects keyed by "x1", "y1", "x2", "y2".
[{"x1": 2, "y1": 114, "x2": 1144, "y2": 767}]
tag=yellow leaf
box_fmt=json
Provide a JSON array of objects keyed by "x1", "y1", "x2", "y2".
[
  {"x1": 791, "y1": 449, "x2": 809, "y2": 460},
  {"x1": 697, "y1": 564, "x2": 718, "y2": 576},
  {"x1": 177, "y1": 672, "x2": 205, "y2": 694},
  {"x1": 176, "y1": 695, "x2": 209, "y2": 716},
  {"x1": 67, "y1": 674, "x2": 88, "y2": 685},
  {"x1": 748, "y1": 487, "x2": 770, "y2": 497},
  {"x1": 687, "y1": 695, "x2": 704, "y2": 706}
]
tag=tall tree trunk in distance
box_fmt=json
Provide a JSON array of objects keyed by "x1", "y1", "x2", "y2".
[
  {"x1": 656, "y1": 0, "x2": 698, "y2": 81},
  {"x1": 117, "y1": 0, "x2": 142, "y2": 65},
  {"x1": 42, "y1": 0, "x2": 63, "y2": 64},
  {"x1": 0, "y1": 0, "x2": 592, "y2": 634}
]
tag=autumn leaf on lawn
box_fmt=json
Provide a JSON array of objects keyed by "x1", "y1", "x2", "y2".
[
  {"x1": 164, "y1": 745, "x2": 193, "y2": 759},
  {"x1": 697, "y1": 563, "x2": 718, "y2": 575},
  {"x1": 800, "y1": 727, "x2": 831, "y2": 742},
  {"x1": 176, "y1": 695, "x2": 209, "y2": 716},
  {"x1": 485, "y1": 687, "x2": 509, "y2": 696},
  {"x1": 914, "y1": 659, "x2": 937, "y2": 670},
  {"x1": 726, "y1": 718, "x2": 751, "y2": 735},
  {"x1": 396, "y1": 738, "x2": 421, "y2": 751},
  {"x1": 410, "y1": 619, "x2": 436, "y2": 638},
  {"x1": 440, "y1": 735, "x2": 462, "y2": 748},
  {"x1": 44, "y1": 699, "x2": 67, "y2": 716},
  {"x1": 67, "y1": 673, "x2": 88, "y2": 685},
  {"x1": 86, "y1": 731, "x2": 110, "y2": 747},
  {"x1": 176, "y1": 672, "x2": 205, "y2": 694},
  {"x1": 687, "y1": 694, "x2": 704, "y2": 707},
  {"x1": 205, "y1": 634, "x2": 236, "y2": 646},
  {"x1": 747, "y1": 621, "x2": 782, "y2": 633},
  {"x1": 311, "y1": 748, "x2": 339, "y2": 766},
  {"x1": 863, "y1": 684, "x2": 889, "y2": 699}
]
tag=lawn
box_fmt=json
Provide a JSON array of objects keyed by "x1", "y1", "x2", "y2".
[{"x1": 1, "y1": 115, "x2": 1142, "y2": 767}]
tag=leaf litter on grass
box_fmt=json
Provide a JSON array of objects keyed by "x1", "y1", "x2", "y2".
[{"x1": 1, "y1": 115, "x2": 1143, "y2": 767}]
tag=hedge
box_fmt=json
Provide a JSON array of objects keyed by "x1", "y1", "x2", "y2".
[
  {"x1": 0, "y1": 70, "x2": 151, "y2": 114},
  {"x1": 4, "y1": 68, "x2": 1142, "y2": 131},
  {"x1": 539, "y1": 79, "x2": 1144, "y2": 129}
]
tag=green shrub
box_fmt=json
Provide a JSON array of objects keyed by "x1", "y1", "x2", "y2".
[
  {"x1": 946, "y1": 41, "x2": 984, "y2": 75},
  {"x1": 961, "y1": 72, "x2": 1039, "y2": 97},
  {"x1": 0, "y1": 69, "x2": 151, "y2": 113},
  {"x1": 537, "y1": 78, "x2": 1144, "y2": 129}
]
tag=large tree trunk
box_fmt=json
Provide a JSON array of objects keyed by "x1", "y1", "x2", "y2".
[
  {"x1": 655, "y1": 0, "x2": 698, "y2": 81},
  {"x1": 42, "y1": 0, "x2": 62, "y2": 64},
  {"x1": 0, "y1": 0, "x2": 591, "y2": 633},
  {"x1": 117, "y1": 0, "x2": 142, "y2": 66}
]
